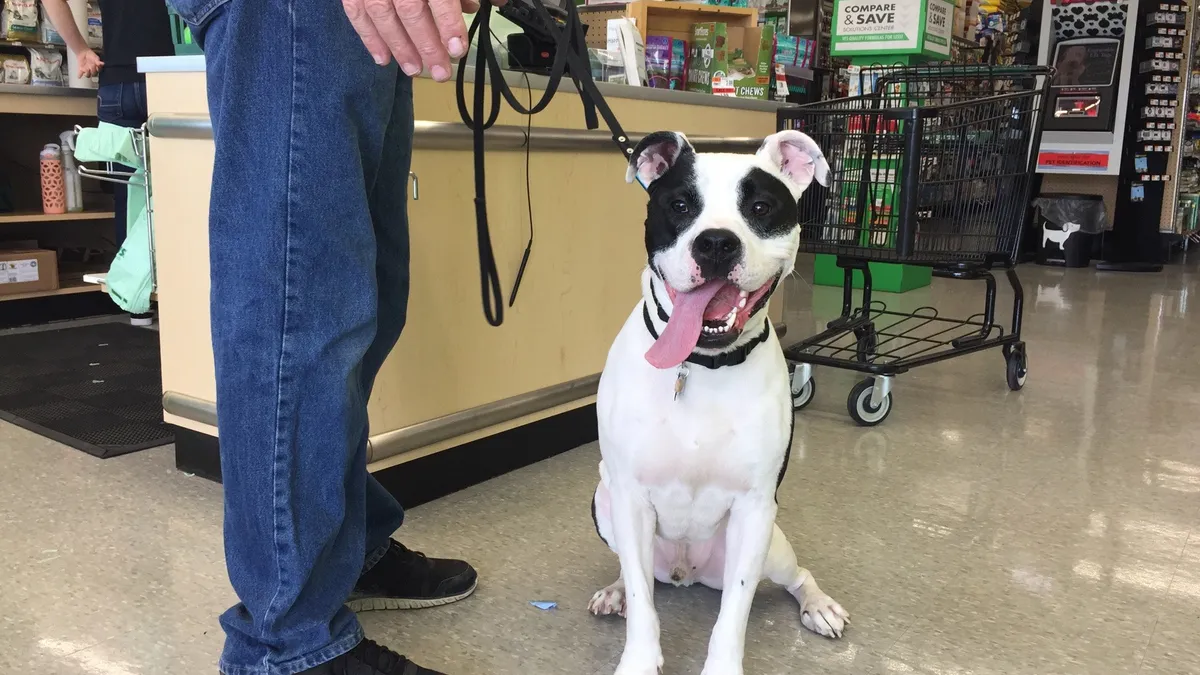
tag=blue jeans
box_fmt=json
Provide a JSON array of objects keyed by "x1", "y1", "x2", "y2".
[
  {"x1": 97, "y1": 81, "x2": 148, "y2": 249},
  {"x1": 173, "y1": 1, "x2": 412, "y2": 672}
]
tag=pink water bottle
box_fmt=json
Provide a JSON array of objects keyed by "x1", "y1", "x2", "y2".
[{"x1": 40, "y1": 144, "x2": 67, "y2": 215}]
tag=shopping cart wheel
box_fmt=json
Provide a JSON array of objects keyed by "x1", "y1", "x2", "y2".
[
  {"x1": 1005, "y1": 343, "x2": 1028, "y2": 391},
  {"x1": 792, "y1": 377, "x2": 816, "y2": 410},
  {"x1": 848, "y1": 378, "x2": 892, "y2": 427},
  {"x1": 789, "y1": 363, "x2": 815, "y2": 410}
]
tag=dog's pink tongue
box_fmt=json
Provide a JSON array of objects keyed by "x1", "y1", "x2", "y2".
[{"x1": 645, "y1": 280, "x2": 725, "y2": 369}]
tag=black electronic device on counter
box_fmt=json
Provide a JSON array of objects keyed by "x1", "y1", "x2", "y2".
[
  {"x1": 499, "y1": 0, "x2": 586, "y2": 75},
  {"x1": 1043, "y1": 37, "x2": 1122, "y2": 133}
]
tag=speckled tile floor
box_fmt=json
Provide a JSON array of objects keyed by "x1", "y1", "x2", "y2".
[{"x1": 3, "y1": 257, "x2": 1200, "y2": 675}]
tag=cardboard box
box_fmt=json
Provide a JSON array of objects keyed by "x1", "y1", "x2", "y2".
[
  {"x1": 687, "y1": 22, "x2": 775, "y2": 99},
  {"x1": 0, "y1": 249, "x2": 59, "y2": 297}
]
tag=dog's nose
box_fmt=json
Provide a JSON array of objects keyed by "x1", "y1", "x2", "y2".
[{"x1": 692, "y1": 229, "x2": 743, "y2": 274}]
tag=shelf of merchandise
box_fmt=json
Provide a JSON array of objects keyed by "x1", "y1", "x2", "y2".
[
  {"x1": 623, "y1": 1, "x2": 758, "y2": 43},
  {"x1": 1, "y1": 32, "x2": 108, "y2": 313}
]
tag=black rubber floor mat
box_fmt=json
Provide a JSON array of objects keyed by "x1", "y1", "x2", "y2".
[{"x1": 0, "y1": 322, "x2": 172, "y2": 458}]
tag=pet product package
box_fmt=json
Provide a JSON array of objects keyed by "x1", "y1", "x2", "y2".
[
  {"x1": 40, "y1": 16, "x2": 66, "y2": 45},
  {"x1": 86, "y1": 1, "x2": 103, "y2": 49},
  {"x1": 29, "y1": 48, "x2": 65, "y2": 86},
  {"x1": 1, "y1": 54, "x2": 31, "y2": 84},
  {"x1": 645, "y1": 36, "x2": 687, "y2": 90},
  {"x1": 1, "y1": 0, "x2": 40, "y2": 41},
  {"x1": 774, "y1": 36, "x2": 815, "y2": 69},
  {"x1": 687, "y1": 22, "x2": 775, "y2": 99}
]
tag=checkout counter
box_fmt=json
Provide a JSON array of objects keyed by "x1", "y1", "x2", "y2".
[{"x1": 138, "y1": 54, "x2": 786, "y2": 503}]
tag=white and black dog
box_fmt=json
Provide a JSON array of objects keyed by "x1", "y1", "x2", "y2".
[{"x1": 588, "y1": 130, "x2": 849, "y2": 675}]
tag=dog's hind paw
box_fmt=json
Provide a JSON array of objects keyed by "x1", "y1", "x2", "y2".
[
  {"x1": 800, "y1": 592, "x2": 850, "y2": 639},
  {"x1": 588, "y1": 581, "x2": 627, "y2": 617}
]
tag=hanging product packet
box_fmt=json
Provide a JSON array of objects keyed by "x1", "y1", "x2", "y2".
[{"x1": 645, "y1": 36, "x2": 687, "y2": 90}]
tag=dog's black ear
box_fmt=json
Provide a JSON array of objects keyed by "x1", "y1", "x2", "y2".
[
  {"x1": 757, "y1": 130, "x2": 830, "y2": 193},
  {"x1": 626, "y1": 131, "x2": 694, "y2": 187}
]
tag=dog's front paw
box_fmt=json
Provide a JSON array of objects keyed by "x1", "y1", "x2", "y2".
[
  {"x1": 588, "y1": 581, "x2": 627, "y2": 617},
  {"x1": 613, "y1": 647, "x2": 663, "y2": 675},
  {"x1": 700, "y1": 657, "x2": 743, "y2": 675},
  {"x1": 800, "y1": 592, "x2": 850, "y2": 638}
]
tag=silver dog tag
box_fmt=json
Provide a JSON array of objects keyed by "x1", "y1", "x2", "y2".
[{"x1": 673, "y1": 364, "x2": 689, "y2": 401}]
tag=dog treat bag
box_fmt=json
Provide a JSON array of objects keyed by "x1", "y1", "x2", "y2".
[{"x1": 645, "y1": 36, "x2": 687, "y2": 90}]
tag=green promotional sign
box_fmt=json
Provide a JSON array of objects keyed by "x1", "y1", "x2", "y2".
[
  {"x1": 819, "y1": 0, "x2": 952, "y2": 293},
  {"x1": 831, "y1": 0, "x2": 953, "y2": 58}
]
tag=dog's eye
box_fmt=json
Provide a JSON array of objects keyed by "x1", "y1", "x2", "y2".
[
  {"x1": 752, "y1": 201, "x2": 772, "y2": 217},
  {"x1": 670, "y1": 199, "x2": 689, "y2": 214}
]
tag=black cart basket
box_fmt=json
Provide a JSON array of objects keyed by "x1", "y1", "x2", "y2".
[{"x1": 781, "y1": 64, "x2": 1054, "y2": 426}]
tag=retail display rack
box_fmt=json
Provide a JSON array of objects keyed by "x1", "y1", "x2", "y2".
[
  {"x1": 1107, "y1": 1, "x2": 1194, "y2": 267},
  {"x1": 1181, "y1": 2, "x2": 1200, "y2": 240}
]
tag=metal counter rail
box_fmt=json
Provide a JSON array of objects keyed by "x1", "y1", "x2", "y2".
[
  {"x1": 146, "y1": 113, "x2": 766, "y2": 153},
  {"x1": 150, "y1": 116, "x2": 773, "y2": 461},
  {"x1": 163, "y1": 375, "x2": 599, "y2": 463}
]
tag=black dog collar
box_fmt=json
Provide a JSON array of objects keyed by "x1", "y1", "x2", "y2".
[{"x1": 642, "y1": 302, "x2": 771, "y2": 370}]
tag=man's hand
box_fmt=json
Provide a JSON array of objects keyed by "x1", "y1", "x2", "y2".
[
  {"x1": 77, "y1": 49, "x2": 103, "y2": 79},
  {"x1": 342, "y1": 0, "x2": 505, "y2": 82}
]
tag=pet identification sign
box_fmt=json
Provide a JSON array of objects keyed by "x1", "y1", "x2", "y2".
[{"x1": 831, "y1": 0, "x2": 954, "y2": 58}]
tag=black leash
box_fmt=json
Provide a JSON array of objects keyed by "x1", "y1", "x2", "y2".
[{"x1": 456, "y1": 1, "x2": 637, "y2": 326}]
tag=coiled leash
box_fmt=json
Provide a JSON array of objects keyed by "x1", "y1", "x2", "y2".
[{"x1": 455, "y1": 0, "x2": 639, "y2": 327}]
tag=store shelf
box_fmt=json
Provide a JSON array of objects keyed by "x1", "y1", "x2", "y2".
[
  {"x1": 0, "y1": 38, "x2": 101, "y2": 52},
  {"x1": 0, "y1": 211, "x2": 115, "y2": 224},
  {"x1": 625, "y1": 1, "x2": 759, "y2": 42},
  {"x1": 0, "y1": 37, "x2": 64, "y2": 51},
  {"x1": 782, "y1": 65, "x2": 815, "y2": 81},
  {"x1": 0, "y1": 281, "x2": 103, "y2": 303}
]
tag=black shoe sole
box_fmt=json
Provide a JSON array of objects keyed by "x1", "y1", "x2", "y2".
[{"x1": 346, "y1": 580, "x2": 477, "y2": 612}]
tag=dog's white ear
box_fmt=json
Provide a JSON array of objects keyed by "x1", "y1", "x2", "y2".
[
  {"x1": 757, "y1": 130, "x2": 830, "y2": 193},
  {"x1": 626, "y1": 131, "x2": 694, "y2": 187}
]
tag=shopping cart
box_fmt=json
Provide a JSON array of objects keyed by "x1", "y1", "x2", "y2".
[{"x1": 781, "y1": 64, "x2": 1054, "y2": 426}]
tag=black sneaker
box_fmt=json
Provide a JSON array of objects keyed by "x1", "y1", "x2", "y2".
[
  {"x1": 298, "y1": 638, "x2": 445, "y2": 674},
  {"x1": 347, "y1": 539, "x2": 478, "y2": 612}
]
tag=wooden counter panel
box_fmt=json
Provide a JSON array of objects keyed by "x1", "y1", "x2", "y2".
[
  {"x1": 370, "y1": 145, "x2": 645, "y2": 429},
  {"x1": 145, "y1": 72, "x2": 208, "y2": 114},
  {"x1": 149, "y1": 135, "x2": 218, "y2": 409}
]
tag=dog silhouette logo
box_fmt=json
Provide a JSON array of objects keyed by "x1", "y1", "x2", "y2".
[{"x1": 1043, "y1": 221, "x2": 1081, "y2": 251}]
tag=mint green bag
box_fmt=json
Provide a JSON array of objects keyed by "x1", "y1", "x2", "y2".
[{"x1": 73, "y1": 122, "x2": 153, "y2": 314}]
